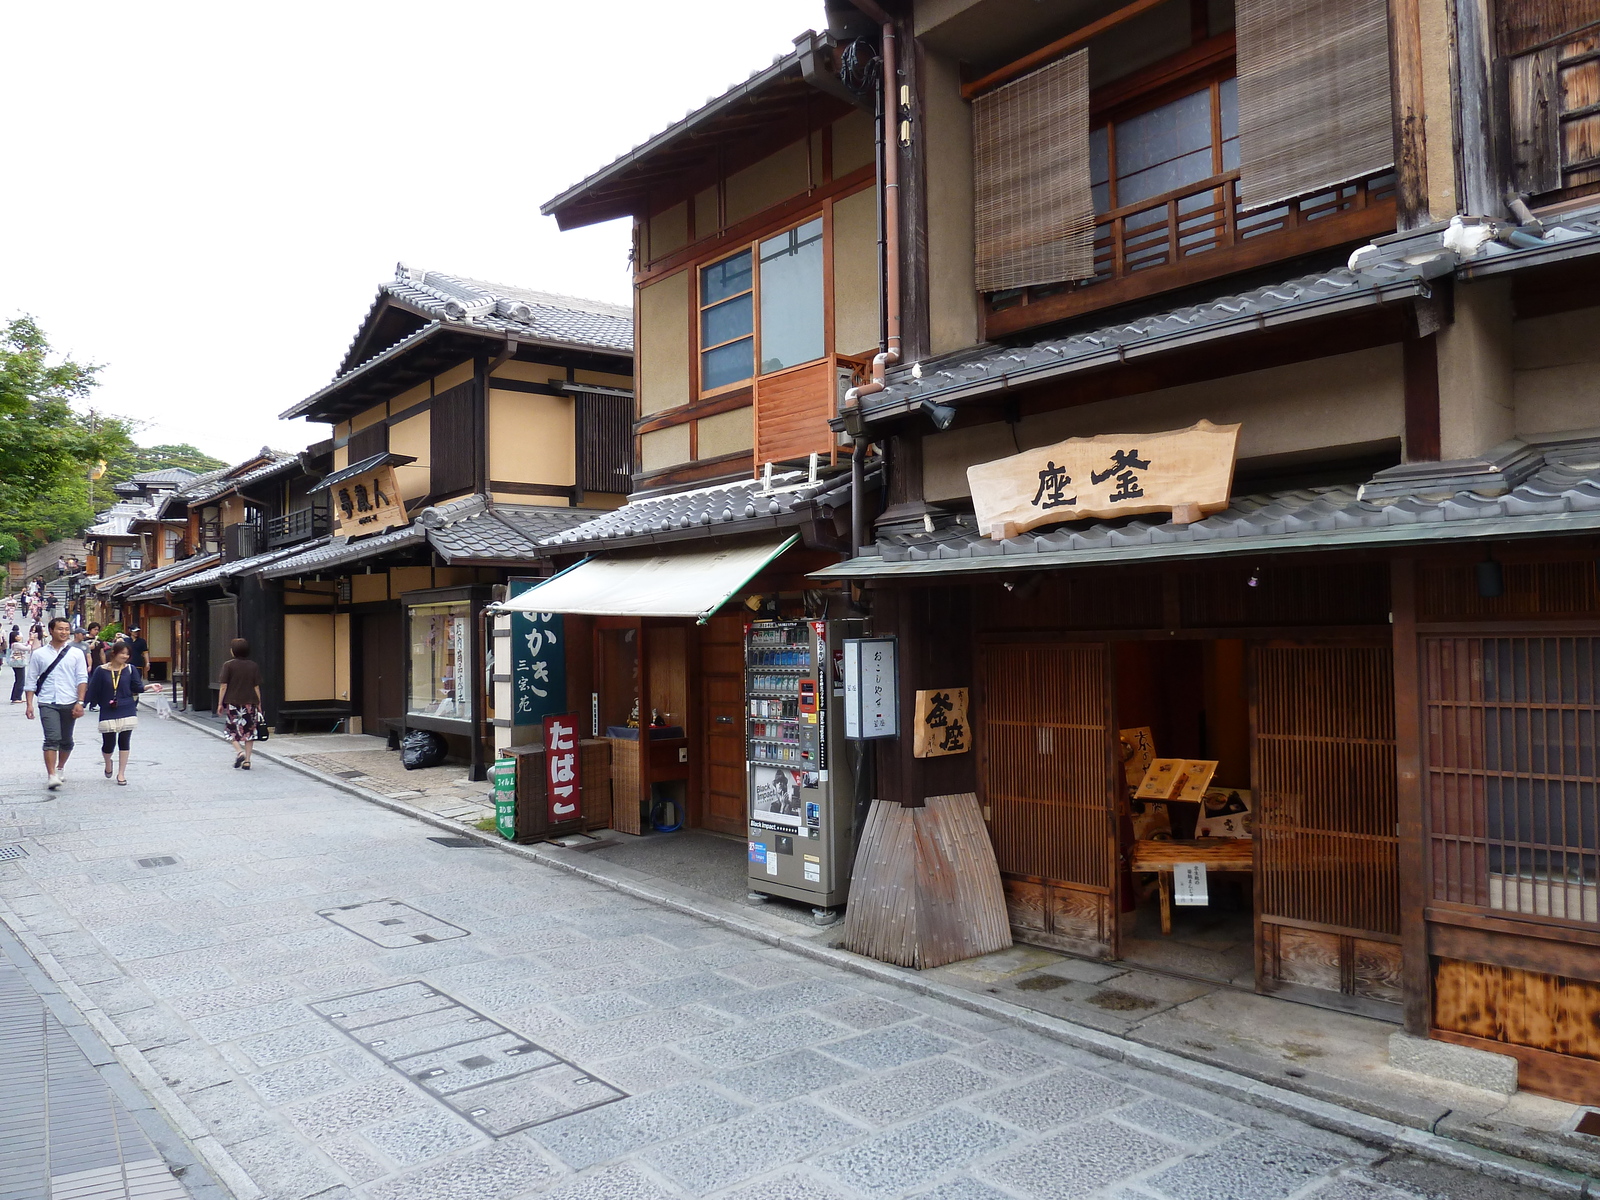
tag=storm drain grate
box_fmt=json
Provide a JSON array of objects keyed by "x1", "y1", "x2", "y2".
[
  {"x1": 317, "y1": 899, "x2": 469, "y2": 947},
  {"x1": 0, "y1": 845, "x2": 27, "y2": 862},
  {"x1": 313, "y1": 982, "x2": 625, "y2": 1135},
  {"x1": 136, "y1": 856, "x2": 177, "y2": 869},
  {"x1": 427, "y1": 836, "x2": 483, "y2": 849}
]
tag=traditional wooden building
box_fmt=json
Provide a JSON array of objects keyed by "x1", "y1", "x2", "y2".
[{"x1": 771, "y1": 0, "x2": 1600, "y2": 1102}]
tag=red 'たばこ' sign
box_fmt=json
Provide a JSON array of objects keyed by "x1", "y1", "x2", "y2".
[{"x1": 543, "y1": 714, "x2": 581, "y2": 823}]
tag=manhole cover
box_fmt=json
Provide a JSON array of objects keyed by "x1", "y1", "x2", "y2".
[
  {"x1": 313, "y1": 982, "x2": 625, "y2": 1136},
  {"x1": 317, "y1": 900, "x2": 469, "y2": 947},
  {"x1": 137, "y1": 856, "x2": 177, "y2": 869},
  {"x1": 428, "y1": 836, "x2": 483, "y2": 848},
  {"x1": 0, "y1": 845, "x2": 27, "y2": 862}
]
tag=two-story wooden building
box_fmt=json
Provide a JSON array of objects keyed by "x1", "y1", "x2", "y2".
[
  {"x1": 692, "y1": 0, "x2": 1600, "y2": 1102},
  {"x1": 528, "y1": 30, "x2": 884, "y2": 840}
]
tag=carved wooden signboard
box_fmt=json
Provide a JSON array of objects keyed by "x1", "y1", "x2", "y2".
[
  {"x1": 913, "y1": 688, "x2": 970, "y2": 758},
  {"x1": 331, "y1": 464, "x2": 406, "y2": 538},
  {"x1": 967, "y1": 420, "x2": 1241, "y2": 540}
]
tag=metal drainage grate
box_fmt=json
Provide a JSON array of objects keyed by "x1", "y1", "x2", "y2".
[
  {"x1": 0, "y1": 845, "x2": 27, "y2": 862},
  {"x1": 313, "y1": 982, "x2": 626, "y2": 1136},
  {"x1": 428, "y1": 837, "x2": 483, "y2": 849},
  {"x1": 136, "y1": 856, "x2": 177, "y2": 869}
]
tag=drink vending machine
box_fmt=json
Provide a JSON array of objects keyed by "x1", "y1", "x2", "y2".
[{"x1": 744, "y1": 618, "x2": 861, "y2": 915}]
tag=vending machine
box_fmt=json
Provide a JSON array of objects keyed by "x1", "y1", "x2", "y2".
[{"x1": 745, "y1": 618, "x2": 860, "y2": 915}]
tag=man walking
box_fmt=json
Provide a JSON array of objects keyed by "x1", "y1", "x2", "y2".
[{"x1": 25, "y1": 616, "x2": 90, "y2": 791}]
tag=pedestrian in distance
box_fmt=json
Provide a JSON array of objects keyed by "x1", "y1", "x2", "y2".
[
  {"x1": 218, "y1": 637, "x2": 263, "y2": 770},
  {"x1": 55, "y1": 555, "x2": 65, "y2": 578},
  {"x1": 85, "y1": 641, "x2": 160, "y2": 786},
  {"x1": 83, "y1": 622, "x2": 107, "y2": 670},
  {"x1": 8, "y1": 632, "x2": 28, "y2": 703},
  {"x1": 24, "y1": 616, "x2": 90, "y2": 791},
  {"x1": 126, "y1": 626, "x2": 148, "y2": 672}
]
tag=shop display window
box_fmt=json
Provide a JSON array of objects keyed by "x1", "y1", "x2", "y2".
[{"x1": 408, "y1": 600, "x2": 472, "y2": 721}]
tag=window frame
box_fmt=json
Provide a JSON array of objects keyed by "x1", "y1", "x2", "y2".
[{"x1": 695, "y1": 211, "x2": 831, "y2": 402}]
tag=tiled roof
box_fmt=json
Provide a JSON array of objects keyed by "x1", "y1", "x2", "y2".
[
  {"x1": 257, "y1": 492, "x2": 486, "y2": 579},
  {"x1": 540, "y1": 469, "x2": 866, "y2": 550},
  {"x1": 122, "y1": 554, "x2": 223, "y2": 601},
  {"x1": 383, "y1": 266, "x2": 632, "y2": 355},
  {"x1": 169, "y1": 541, "x2": 333, "y2": 593},
  {"x1": 86, "y1": 500, "x2": 154, "y2": 538},
  {"x1": 129, "y1": 466, "x2": 201, "y2": 485},
  {"x1": 427, "y1": 503, "x2": 594, "y2": 564},
  {"x1": 176, "y1": 450, "x2": 300, "y2": 503},
  {"x1": 816, "y1": 436, "x2": 1600, "y2": 579}
]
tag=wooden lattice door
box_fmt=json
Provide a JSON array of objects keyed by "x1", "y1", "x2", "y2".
[
  {"x1": 1251, "y1": 644, "x2": 1402, "y2": 1018},
  {"x1": 980, "y1": 642, "x2": 1119, "y2": 957}
]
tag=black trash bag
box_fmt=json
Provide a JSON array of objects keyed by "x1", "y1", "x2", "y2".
[{"x1": 401, "y1": 729, "x2": 448, "y2": 770}]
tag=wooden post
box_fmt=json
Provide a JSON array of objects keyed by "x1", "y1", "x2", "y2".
[
  {"x1": 1391, "y1": 556, "x2": 1432, "y2": 1035},
  {"x1": 1402, "y1": 335, "x2": 1441, "y2": 463},
  {"x1": 1388, "y1": 0, "x2": 1431, "y2": 228}
]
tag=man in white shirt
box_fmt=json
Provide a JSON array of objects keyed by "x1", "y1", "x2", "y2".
[{"x1": 25, "y1": 616, "x2": 90, "y2": 791}]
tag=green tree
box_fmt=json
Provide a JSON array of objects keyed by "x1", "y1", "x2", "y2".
[
  {"x1": 0, "y1": 316, "x2": 110, "y2": 517},
  {"x1": 103, "y1": 440, "x2": 225, "y2": 490}
]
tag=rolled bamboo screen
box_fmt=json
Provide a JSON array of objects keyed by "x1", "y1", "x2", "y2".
[
  {"x1": 972, "y1": 49, "x2": 1096, "y2": 292},
  {"x1": 1235, "y1": 0, "x2": 1394, "y2": 210}
]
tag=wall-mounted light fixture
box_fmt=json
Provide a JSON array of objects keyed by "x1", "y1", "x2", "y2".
[
  {"x1": 920, "y1": 399, "x2": 956, "y2": 431},
  {"x1": 1246, "y1": 568, "x2": 1262, "y2": 588},
  {"x1": 1477, "y1": 556, "x2": 1504, "y2": 598}
]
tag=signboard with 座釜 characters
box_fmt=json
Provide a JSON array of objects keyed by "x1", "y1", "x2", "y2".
[
  {"x1": 913, "y1": 687, "x2": 970, "y2": 758},
  {"x1": 966, "y1": 420, "x2": 1241, "y2": 541},
  {"x1": 330, "y1": 463, "x2": 407, "y2": 538}
]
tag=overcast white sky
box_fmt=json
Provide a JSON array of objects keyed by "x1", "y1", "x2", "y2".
[{"x1": 0, "y1": 0, "x2": 824, "y2": 463}]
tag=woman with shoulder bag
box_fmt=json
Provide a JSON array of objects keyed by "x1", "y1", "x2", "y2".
[{"x1": 85, "y1": 641, "x2": 161, "y2": 785}]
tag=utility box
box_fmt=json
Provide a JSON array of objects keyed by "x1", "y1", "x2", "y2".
[
  {"x1": 504, "y1": 740, "x2": 613, "y2": 843},
  {"x1": 745, "y1": 619, "x2": 862, "y2": 914}
]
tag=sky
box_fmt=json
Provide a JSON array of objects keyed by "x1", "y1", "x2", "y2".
[{"x1": 0, "y1": 0, "x2": 825, "y2": 464}]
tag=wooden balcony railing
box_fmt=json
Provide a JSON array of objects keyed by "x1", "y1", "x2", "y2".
[
  {"x1": 984, "y1": 169, "x2": 1397, "y2": 338},
  {"x1": 266, "y1": 506, "x2": 328, "y2": 548}
]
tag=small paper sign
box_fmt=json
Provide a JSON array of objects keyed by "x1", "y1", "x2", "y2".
[{"x1": 1173, "y1": 862, "x2": 1209, "y2": 906}]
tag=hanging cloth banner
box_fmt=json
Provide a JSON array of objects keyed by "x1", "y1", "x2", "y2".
[{"x1": 967, "y1": 419, "x2": 1241, "y2": 540}]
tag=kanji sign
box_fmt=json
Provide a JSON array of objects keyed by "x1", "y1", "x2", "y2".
[
  {"x1": 913, "y1": 688, "x2": 970, "y2": 758},
  {"x1": 330, "y1": 463, "x2": 407, "y2": 538},
  {"x1": 966, "y1": 420, "x2": 1241, "y2": 540},
  {"x1": 508, "y1": 581, "x2": 565, "y2": 728},
  {"x1": 542, "y1": 713, "x2": 581, "y2": 824},
  {"x1": 842, "y1": 637, "x2": 897, "y2": 740}
]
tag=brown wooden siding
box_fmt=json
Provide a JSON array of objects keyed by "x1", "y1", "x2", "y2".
[
  {"x1": 346, "y1": 421, "x2": 387, "y2": 464},
  {"x1": 429, "y1": 382, "x2": 478, "y2": 497},
  {"x1": 578, "y1": 393, "x2": 633, "y2": 495},
  {"x1": 1419, "y1": 559, "x2": 1600, "y2": 621},
  {"x1": 754, "y1": 359, "x2": 835, "y2": 466},
  {"x1": 1181, "y1": 563, "x2": 1390, "y2": 628}
]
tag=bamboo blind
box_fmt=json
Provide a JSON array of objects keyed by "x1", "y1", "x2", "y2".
[
  {"x1": 972, "y1": 50, "x2": 1096, "y2": 292},
  {"x1": 1234, "y1": 0, "x2": 1394, "y2": 210}
]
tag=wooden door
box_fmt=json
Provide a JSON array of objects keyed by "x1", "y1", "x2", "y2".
[
  {"x1": 361, "y1": 609, "x2": 404, "y2": 737},
  {"x1": 699, "y1": 613, "x2": 747, "y2": 835},
  {"x1": 1252, "y1": 643, "x2": 1401, "y2": 1018},
  {"x1": 980, "y1": 642, "x2": 1119, "y2": 958}
]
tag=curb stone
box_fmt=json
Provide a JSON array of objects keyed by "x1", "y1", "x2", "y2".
[
  {"x1": 0, "y1": 911, "x2": 257, "y2": 1200},
  {"x1": 170, "y1": 711, "x2": 1595, "y2": 1197}
]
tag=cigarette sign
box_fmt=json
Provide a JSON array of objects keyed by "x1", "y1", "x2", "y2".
[{"x1": 542, "y1": 713, "x2": 581, "y2": 824}]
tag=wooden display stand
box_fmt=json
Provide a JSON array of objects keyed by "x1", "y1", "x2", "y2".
[{"x1": 1130, "y1": 838, "x2": 1253, "y2": 935}]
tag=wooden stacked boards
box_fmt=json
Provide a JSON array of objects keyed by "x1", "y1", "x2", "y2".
[{"x1": 841, "y1": 793, "x2": 1012, "y2": 969}]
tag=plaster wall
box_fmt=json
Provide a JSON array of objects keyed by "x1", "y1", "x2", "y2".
[{"x1": 1512, "y1": 305, "x2": 1600, "y2": 439}]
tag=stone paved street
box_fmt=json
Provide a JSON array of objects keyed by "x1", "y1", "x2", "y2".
[{"x1": 0, "y1": 706, "x2": 1568, "y2": 1199}]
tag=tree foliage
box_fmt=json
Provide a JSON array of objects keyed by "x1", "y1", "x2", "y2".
[{"x1": 0, "y1": 317, "x2": 226, "y2": 561}]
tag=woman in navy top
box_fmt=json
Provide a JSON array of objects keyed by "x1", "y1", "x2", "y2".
[{"x1": 85, "y1": 641, "x2": 161, "y2": 785}]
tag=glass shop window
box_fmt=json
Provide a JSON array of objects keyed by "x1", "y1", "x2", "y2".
[
  {"x1": 408, "y1": 601, "x2": 473, "y2": 720},
  {"x1": 758, "y1": 217, "x2": 824, "y2": 373}
]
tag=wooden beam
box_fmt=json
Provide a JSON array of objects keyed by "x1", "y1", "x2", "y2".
[
  {"x1": 1388, "y1": 0, "x2": 1431, "y2": 227},
  {"x1": 961, "y1": 0, "x2": 1171, "y2": 100}
]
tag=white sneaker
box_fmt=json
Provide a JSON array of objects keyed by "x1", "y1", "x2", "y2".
[{"x1": 46, "y1": 774, "x2": 61, "y2": 790}]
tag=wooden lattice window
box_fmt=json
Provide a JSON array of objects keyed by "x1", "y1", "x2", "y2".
[
  {"x1": 1424, "y1": 636, "x2": 1600, "y2": 924},
  {"x1": 1502, "y1": 12, "x2": 1600, "y2": 200}
]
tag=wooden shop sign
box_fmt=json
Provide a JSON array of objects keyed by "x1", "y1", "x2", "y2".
[
  {"x1": 331, "y1": 463, "x2": 407, "y2": 538},
  {"x1": 966, "y1": 420, "x2": 1241, "y2": 541},
  {"x1": 913, "y1": 688, "x2": 969, "y2": 758}
]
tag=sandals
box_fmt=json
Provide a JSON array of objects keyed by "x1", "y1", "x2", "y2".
[
  {"x1": 104, "y1": 763, "x2": 114, "y2": 778},
  {"x1": 241, "y1": 761, "x2": 252, "y2": 770},
  {"x1": 234, "y1": 754, "x2": 244, "y2": 769},
  {"x1": 116, "y1": 777, "x2": 127, "y2": 786}
]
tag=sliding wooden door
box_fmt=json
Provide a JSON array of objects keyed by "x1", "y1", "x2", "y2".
[
  {"x1": 1251, "y1": 643, "x2": 1402, "y2": 1018},
  {"x1": 980, "y1": 641, "x2": 1119, "y2": 958}
]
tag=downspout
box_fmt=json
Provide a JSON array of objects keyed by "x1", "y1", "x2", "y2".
[{"x1": 843, "y1": 6, "x2": 899, "y2": 556}]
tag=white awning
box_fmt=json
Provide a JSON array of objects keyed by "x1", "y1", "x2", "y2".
[{"x1": 497, "y1": 536, "x2": 797, "y2": 623}]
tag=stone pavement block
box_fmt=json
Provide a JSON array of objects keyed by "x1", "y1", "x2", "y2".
[
  {"x1": 141, "y1": 968, "x2": 238, "y2": 998},
  {"x1": 183, "y1": 1080, "x2": 284, "y2": 1145},
  {"x1": 913, "y1": 1178, "x2": 1021, "y2": 1200},
  {"x1": 980, "y1": 1116, "x2": 1176, "y2": 1199},
  {"x1": 1388, "y1": 1031, "x2": 1518, "y2": 1095},
  {"x1": 188, "y1": 998, "x2": 309, "y2": 1043},
  {"x1": 552, "y1": 992, "x2": 651, "y2": 1027},
  {"x1": 717, "y1": 1047, "x2": 863, "y2": 1104},
  {"x1": 545, "y1": 1005, "x2": 730, "y2": 1063},
  {"x1": 719, "y1": 1170, "x2": 859, "y2": 1200},
  {"x1": 529, "y1": 1080, "x2": 747, "y2": 1171},
  {"x1": 815, "y1": 996, "x2": 920, "y2": 1030},
  {"x1": 816, "y1": 1107, "x2": 1019, "y2": 1196},
  {"x1": 626, "y1": 970, "x2": 747, "y2": 1009},
  {"x1": 1115, "y1": 1097, "x2": 1238, "y2": 1147},
  {"x1": 244, "y1": 1056, "x2": 353, "y2": 1105},
  {"x1": 282, "y1": 1075, "x2": 429, "y2": 1140},
  {"x1": 718, "y1": 957, "x2": 816, "y2": 989},
  {"x1": 642, "y1": 1098, "x2": 864, "y2": 1193},
  {"x1": 533, "y1": 1162, "x2": 676, "y2": 1200},
  {"x1": 702, "y1": 979, "x2": 854, "y2": 1021},
  {"x1": 678, "y1": 1012, "x2": 851, "y2": 1070},
  {"x1": 226, "y1": 1131, "x2": 347, "y2": 1200},
  {"x1": 168, "y1": 981, "x2": 298, "y2": 1020},
  {"x1": 76, "y1": 976, "x2": 157, "y2": 1017},
  {"x1": 361, "y1": 1105, "x2": 482, "y2": 1166},
  {"x1": 952, "y1": 1039, "x2": 1055, "y2": 1079},
  {"x1": 235, "y1": 1020, "x2": 349, "y2": 1066},
  {"x1": 821, "y1": 1024, "x2": 961, "y2": 1071},
  {"x1": 318, "y1": 1135, "x2": 388, "y2": 1185},
  {"x1": 593, "y1": 1048, "x2": 704, "y2": 1095},
  {"x1": 141, "y1": 1041, "x2": 236, "y2": 1095},
  {"x1": 971, "y1": 1068, "x2": 1142, "y2": 1134},
  {"x1": 1142, "y1": 1131, "x2": 1342, "y2": 1200},
  {"x1": 1303, "y1": 1176, "x2": 1417, "y2": 1200},
  {"x1": 823, "y1": 1057, "x2": 998, "y2": 1126}
]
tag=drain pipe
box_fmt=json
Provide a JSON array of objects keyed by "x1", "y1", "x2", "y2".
[{"x1": 843, "y1": 4, "x2": 900, "y2": 555}]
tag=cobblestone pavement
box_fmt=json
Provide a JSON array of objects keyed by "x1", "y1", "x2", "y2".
[{"x1": 0, "y1": 708, "x2": 1562, "y2": 1200}]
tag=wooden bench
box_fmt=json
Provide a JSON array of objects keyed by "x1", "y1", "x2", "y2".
[
  {"x1": 1131, "y1": 838, "x2": 1254, "y2": 935},
  {"x1": 277, "y1": 705, "x2": 353, "y2": 734}
]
